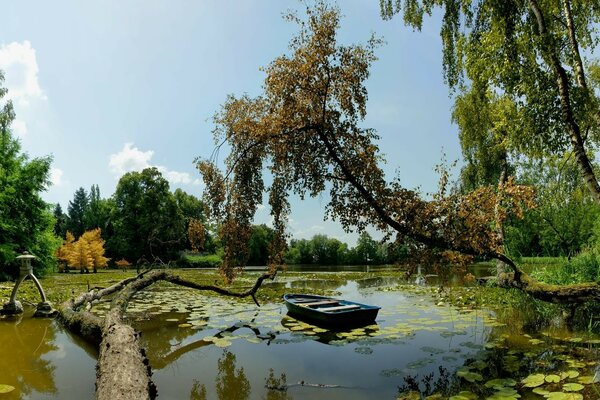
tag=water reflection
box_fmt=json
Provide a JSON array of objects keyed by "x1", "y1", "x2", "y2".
[
  {"x1": 0, "y1": 308, "x2": 97, "y2": 400},
  {"x1": 216, "y1": 351, "x2": 251, "y2": 400},
  {"x1": 0, "y1": 312, "x2": 57, "y2": 399}
]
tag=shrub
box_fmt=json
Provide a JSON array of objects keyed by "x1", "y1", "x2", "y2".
[{"x1": 179, "y1": 254, "x2": 223, "y2": 268}]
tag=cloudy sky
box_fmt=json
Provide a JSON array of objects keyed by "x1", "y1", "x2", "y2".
[{"x1": 1, "y1": 1, "x2": 461, "y2": 245}]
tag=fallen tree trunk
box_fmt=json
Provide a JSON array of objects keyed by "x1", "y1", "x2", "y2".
[{"x1": 58, "y1": 269, "x2": 276, "y2": 400}]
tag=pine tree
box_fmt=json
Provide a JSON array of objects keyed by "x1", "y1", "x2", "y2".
[{"x1": 67, "y1": 187, "x2": 89, "y2": 238}]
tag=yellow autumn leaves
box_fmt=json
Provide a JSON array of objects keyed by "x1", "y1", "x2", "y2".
[{"x1": 56, "y1": 228, "x2": 109, "y2": 272}]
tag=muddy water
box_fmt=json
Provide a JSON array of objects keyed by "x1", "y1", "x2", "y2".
[
  {"x1": 0, "y1": 274, "x2": 598, "y2": 399},
  {"x1": 0, "y1": 310, "x2": 96, "y2": 399}
]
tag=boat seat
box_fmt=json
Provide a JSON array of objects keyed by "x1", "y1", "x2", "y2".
[
  {"x1": 317, "y1": 304, "x2": 360, "y2": 312},
  {"x1": 299, "y1": 300, "x2": 339, "y2": 307}
]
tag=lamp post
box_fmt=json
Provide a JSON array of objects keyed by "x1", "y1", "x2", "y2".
[{"x1": 1, "y1": 251, "x2": 56, "y2": 317}]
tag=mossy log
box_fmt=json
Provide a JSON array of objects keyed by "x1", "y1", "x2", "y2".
[{"x1": 57, "y1": 269, "x2": 276, "y2": 400}]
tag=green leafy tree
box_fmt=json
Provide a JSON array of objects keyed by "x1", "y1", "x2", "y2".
[
  {"x1": 173, "y1": 189, "x2": 208, "y2": 251},
  {"x1": 110, "y1": 167, "x2": 185, "y2": 263},
  {"x1": 53, "y1": 203, "x2": 68, "y2": 239},
  {"x1": 84, "y1": 184, "x2": 112, "y2": 232},
  {"x1": 506, "y1": 157, "x2": 600, "y2": 258},
  {"x1": 381, "y1": 0, "x2": 600, "y2": 204},
  {"x1": 0, "y1": 71, "x2": 60, "y2": 277},
  {"x1": 67, "y1": 187, "x2": 89, "y2": 238},
  {"x1": 247, "y1": 224, "x2": 275, "y2": 266}
]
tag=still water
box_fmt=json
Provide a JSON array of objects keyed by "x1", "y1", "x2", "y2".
[{"x1": 0, "y1": 271, "x2": 598, "y2": 399}]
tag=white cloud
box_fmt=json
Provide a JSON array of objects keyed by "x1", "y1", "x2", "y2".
[
  {"x1": 109, "y1": 143, "x2": 153, "y2": 175},
  {"x1": 50, "y1": 167, "x2": 64, "y2": 186},
  {"x1": 109, "y1": 142, "x2": 200, "y2": 186},
  {"x1": 156, "y1": 166, "x2": 194, "y2": 185},
  {"x1": 11, "y1": 118, "x2": 27, "y2": 138},
  {"x1": 0, "y1": 41, "x2": 46, "y2": 105}
]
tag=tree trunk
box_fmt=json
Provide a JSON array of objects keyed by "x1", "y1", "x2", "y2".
[
  {"x1": 529, "y1": 0, "x2": 600, "y2": 204},
  {"x1": 494, "y1": 151, "x2": 510, "y2": 279}
]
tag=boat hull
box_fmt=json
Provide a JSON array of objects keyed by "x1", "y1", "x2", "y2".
[{"x1": 283, "y1": 294, "x2": 380, "y2": 328}]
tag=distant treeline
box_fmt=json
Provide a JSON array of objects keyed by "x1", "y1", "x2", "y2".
[{"x1": 52, "y1": 169, "x2": 407, "y2": 269}]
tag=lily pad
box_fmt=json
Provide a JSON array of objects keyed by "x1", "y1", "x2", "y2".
[
  {"x1": 546, "y1": 374, "x2": 561, "y2": 383},
  {"x1": 562, "y1": 383, "x2": 584, "y2": 392},
  {"x1": 545, "y1": 393, "x2": 583, "y2": 400},
  {"x1": 456, "y1": 370, "x2": 483, "y2": 383},
  {"x1": 449, "y1": 391, "x2": 477, "y2": 400},
  {"x1": 484, "y1": 378, "x2": 517, "y2": 389},
  {"x1": 0, "y1": 384, "x2": 15, "y2": 394},
  {"x1": 522, "y1": 373, "x2": 546, "y2": 388},
  {"x1": 577, "y1": 375, "x2": 599, "y2": 384},
  {"x1": 560, "y1": 370, "x2": 579, "y2": 380},
  {"x1": 532, "y1": 388, "x2": 550, "y2": 396}
]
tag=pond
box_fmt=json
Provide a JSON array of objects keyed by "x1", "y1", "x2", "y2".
[{"x1": 0, "y1": 271, "x2": 598, "y2": 399}]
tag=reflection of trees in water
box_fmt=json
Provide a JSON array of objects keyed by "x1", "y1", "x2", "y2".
[
  {"x1": 216, "y1": 351, "x2": 250, "y2": 400},
  {"x1": 190, "y1": 380, "x2": 207, "y2": 400},
  {"x1": 265, "y1": 369, "x2": 294, "y2": 400},
  {"x1": 397, "y1": 366, "x2": 458, "y2": 398},
  {"x1": 0, "y1": 314, "x2": 58, "y2": 397},
  {"x1": 135, "y1": 317, "x2": 200, "y2": 364},
  {"x1": 289, "y1": 279, "x2": 344, "y2": 291}
]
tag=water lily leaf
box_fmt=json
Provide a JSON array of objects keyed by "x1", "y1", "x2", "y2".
[
  {"x1": 560, "y1": 370, "x2": 579, "y2": 380},
  {"x1": 521, "y1": 373, "x2": 545, "y2": 387},
  {"x1": 532, "y1": 388, "x2": 550, "y2": 396},
  {"x1": 486, "y1": 394, "x2": 521, "y2": 400},
  {"x1": 562, "y1": 383, "x2": 584, "y2": 392},
  {"x1": 545, "y1": 393, "x2": 583, "y2": 400},
  {"x1": 546, "y1": 374, "x2": 561, "y2": 383},
  {"x1": 577, "y1": 375, "x2": 599, "y2": 384},
  {"x1": 449, "y1": 391, "x2": 477, "y2": 400},
  {"x1": 420, "y1": 346, "x2": 445, "y2": 355},
  {"x1": 213, "y1": 339, "x2": 232, "y2": 348},
  {"x1": 178, "y1": 323, "x2": 192, "y2": 328},
  {"x1": 484, "y1": 378, "x2": 517, "y2": 389},
  {"x1": 0, "y1": 384, "x2": 15, "y2": 394},
  {"x1": 528, "y1": 339, "x2": 544, "y2": 345},
  {"x1": 493, "y1": 387, "x2": 519, "y2": 396},
  {"x1": 456, "y1": 370, "x2": 483, "y2": 383}
]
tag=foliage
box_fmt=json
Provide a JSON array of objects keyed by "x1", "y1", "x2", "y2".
[
  {"x1": 188, "y1": 219, "x2": 206, "y2": 253},
  {"x1": 248, "y1": 224, "x2": 275, "y2": 266},
  {"x1": 115, "y1": 258, "x2": 131, "y2": 270},
  {"x1": 66, "y1": 187, "x2": 89, "y2": 238},
  {"x1": 174, "y1": 188, "x2": 207, "y2": 250},
  {"x1": 505, "y1": 157, "x2": 600, "y2": 258},
  {"x1": 58, "y1": 228, "x2": 109, "y2": 273},
  {"x1": 381, "y1": 0, "x2": 600, "y2": 204},
  {"x1": 0, "y1": 71, "x2": 60, "y2": 278},
  {"x1": 198, "y1": 3, "x2": 537, "y2": 286},
  {"x1": 179, "y1": 254, "x2": 223, "y2": 269},
  {"x1": 284, "y1": 231, "x2": 407, "y2": 265},
  {"x1": 109, "y1": 167, "x2": 185, "y2": 264},
  {"x1": 53, "y1": 203, "x2": 68, "y2": 239}
]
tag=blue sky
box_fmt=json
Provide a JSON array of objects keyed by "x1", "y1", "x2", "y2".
[{"x1": 1, "y1": 1, "x2": 461, "y2": 245}]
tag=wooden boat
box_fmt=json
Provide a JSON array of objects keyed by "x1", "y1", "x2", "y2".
[{"x1": 283, "y1": 294, "x2": 380, "y2": 327}]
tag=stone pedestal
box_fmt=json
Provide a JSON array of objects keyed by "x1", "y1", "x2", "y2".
[
  {"x1": 33, "y1": 301, "x2": 56, "y2": 318},
  {"x1": 1, "y1": 300, "x2": 23, "y2": 316}
]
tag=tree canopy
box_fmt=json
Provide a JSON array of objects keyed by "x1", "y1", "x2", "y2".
[
  {"x1": 109, "y1": 167, "x2": 185, "y2": 264},
  {"x1": 198, "y1": 2, "x2": 600, "y2": 303},
  {"x1": 381, "y1": 0, "x2": 600, "y2": 204},
  {"x1": 0, "y1": 71, "x2": 60, "y2": 278}
]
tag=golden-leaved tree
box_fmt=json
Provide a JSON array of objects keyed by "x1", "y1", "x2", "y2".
[
  {"x1": 59, "y1": 228, "x2": 109, "y2": 273},
  {"x1": 196, "y1": 2, "x2": 600, "y2": 304}
]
